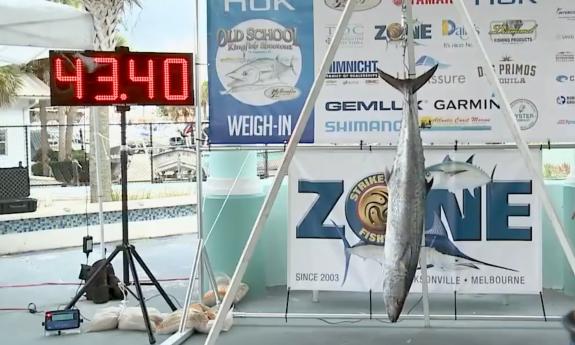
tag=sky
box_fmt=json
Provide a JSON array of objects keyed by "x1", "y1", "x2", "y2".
[{"x1": 120, "y1": 0, "x2": 207, "y2": 59}]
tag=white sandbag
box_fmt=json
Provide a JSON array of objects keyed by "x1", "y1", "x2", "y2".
[
  {"x1": 85, "y1": 307, "x2": 122, "y2": 332},
  {"x1": 195, "y1": 307, "x2": 234, "y2": 334},
  {"x1": 156, "y1": 304, "x2": 209, "y2": 335},
  {"x1": 202, "y1": 283, "x2": 249, "y2": 307},
  {"x1": 117, "y1": 307, "x2": 164, "y2": 332}
]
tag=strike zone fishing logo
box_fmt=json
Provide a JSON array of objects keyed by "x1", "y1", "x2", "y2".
[
  {"x1": 294, "y1": 154, "x2": 535, "y2": 289},
  {"x1": 215, "y1": 19, "x2": 302, "y2": 106}
]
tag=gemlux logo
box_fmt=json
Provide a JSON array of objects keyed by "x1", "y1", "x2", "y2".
[
  {"x1": 489, "y1": 20, "x2": 537, "y2": 44},
  {"x1": 477, "y1": 56, "x2": 537, "y2": 84}
]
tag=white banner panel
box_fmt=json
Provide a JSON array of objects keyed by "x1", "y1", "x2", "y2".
[
  {"x1": 312, "y1": 0, "x2": 570, "y2": 144},
  {"x1": 288, "y1": 148, "x2": 542, "y2": 294}
]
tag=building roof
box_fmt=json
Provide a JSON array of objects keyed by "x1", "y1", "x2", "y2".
[{"x1": 16, "y1": 73, "x2": 49, "y2": 99}]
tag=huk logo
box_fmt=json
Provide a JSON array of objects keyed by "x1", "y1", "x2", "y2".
[
  {"x1": 475, "y1": 0, "x2": 536, "y2": 5},
  {"x1": 477, "y1": 56, "x2": 537, "y2": 84},
  {"x1": 325, "y1": 0, "x2": 382, "y2": 11},
  {"x1": 224, "y1": 0, "x2": 295, "y2": 11}
]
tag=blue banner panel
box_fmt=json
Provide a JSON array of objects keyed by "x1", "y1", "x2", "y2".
[{"x1": 207, "y1": 0, "x2": 315, "y2": 144}]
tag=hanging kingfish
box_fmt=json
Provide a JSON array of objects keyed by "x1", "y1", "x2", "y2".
[{"x1": 378, "y1": 64, "x2": 438, "y2": 322}]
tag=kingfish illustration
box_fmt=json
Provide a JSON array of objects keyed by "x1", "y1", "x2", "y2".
[
  {"x1": 424, "y1": 211, "x2": 518, "y2": 272},
  {"x1": 336, "y1": 224, "x2": 384, "y2": 286},
  {"x1": 425, "y1": 155, "x2": 496, "y2": 196},
  {"x1": 378, "y1": 64, "x2": 438, "y2": 323},
  {"x1": 221, "y1": 56, "x2": 296, "y2": 95}
]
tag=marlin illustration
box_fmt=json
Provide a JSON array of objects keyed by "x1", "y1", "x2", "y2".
[
  {"x1": 424, "y1": 211, "x2": 518, "y2": 272},
  {"x1": 336, "y1": 224, "x2": 384, "y2": 286},
  {"x1": 221, "y1": 56, "x2": 296, "y2": 95},
  {"x1": 425, "y1": 155, "x2": 496, "y2": 196},
  {"x1": 378, "y1": 64, "x2": 438, "y2": 323}
]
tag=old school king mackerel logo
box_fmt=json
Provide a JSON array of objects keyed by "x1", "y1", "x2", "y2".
[
  {"x1": 345, "y1": 174, "x2": 389, "y2": 245},
  {"x1": 215, "y1": 18, "x2": 302, "y2": 106}
]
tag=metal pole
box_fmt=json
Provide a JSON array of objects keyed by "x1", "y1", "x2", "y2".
[
  {"x1": 203, "y1": 2, "x2": 357, "y2": 345},
  {"x1": 231, "y1": 311, "x2": 563, "y2": 322},
  {"x1": 200, "y1": 142, "x2": 575, "y2": 151},
  {"x1": 149, "y1": 123, "x2": 154, "y2": 183},
  {"x1": 453, "y1": 0, "x2": 575, "y2": 277},
  {"x1": 400, "y1": 0, "x2": 430, "y2": 328},
  {"x1": 194, "y1": 0, "x2": 206, "y2": 302},
  {"x1": 119, "y1": 106, "x2": 130, "y2": 284},
  {"x1": 91, "y1": 109, "x2": 107, "y2": 259}
]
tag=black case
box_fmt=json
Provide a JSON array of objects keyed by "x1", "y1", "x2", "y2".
[{"x1": 0, "y1": 165, "x2": 38, "y2": 215}]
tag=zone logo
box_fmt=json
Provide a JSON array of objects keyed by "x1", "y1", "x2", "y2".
[{"x1": 475, "y1": 0, "x2": 536, "y2": 4}]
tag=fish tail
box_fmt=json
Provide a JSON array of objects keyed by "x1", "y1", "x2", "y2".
[
  {"x1": 377, "y1": 64, "x2": 438, "y2": 94},
  {"x1": 470, "y1": 257, "x2": 518, "y2": 272},
  {"x1": 332, "y1": 220, "x2": 351, "y2": 286}
]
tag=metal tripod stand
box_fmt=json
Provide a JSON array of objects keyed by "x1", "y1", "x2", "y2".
[{"x1": 65, "y1": 105, "x2": 177, "y2": 344}]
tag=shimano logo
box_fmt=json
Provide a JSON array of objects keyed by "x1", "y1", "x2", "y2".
[
  {"x1": 224, "y1": 0, "x2": 295, "y2": 12},
  {"x1": 325, "y1": 120, "x2": 402, "y2": 133}
]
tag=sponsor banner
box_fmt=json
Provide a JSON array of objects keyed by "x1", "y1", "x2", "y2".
[
  {"x1": 208, "y1": 0, "x2": 573, "y2": 144},
  {"x1": 207, "y1": 0, "x2": 315, "y2": 144},
  {"x1": 288, "y1": 148, "x2": 542, "y2": 294}
]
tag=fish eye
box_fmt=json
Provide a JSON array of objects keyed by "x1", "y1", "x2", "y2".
[{"x1": 242, "y1": 71, "x2": 248, "y2": 76}]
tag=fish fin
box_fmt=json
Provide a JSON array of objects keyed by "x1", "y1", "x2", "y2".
[
  {"x1": 427, "y1": 212, "x2": 448, "y2": 237},
  {"x1": 457, "y1": 262, "x2": 480, "y2": 270},
  {"x1": 443, "y1": 155, "x2": 452, "y2": 163},
  {"x1": 466, "y1": 154, "x2": 475, "y2": 164},
  {"x1": 377, "y1": 64, "x2": 438, "y2": 93},
  {"x1": 491, "y1": 164, "x2": 497, "y2": 181},
  {"x1": 446, "y1": 169, "x2": 466, "y2": 176},
  {"x1": 384, "y1": 167, "x2": 393, "y2": 183},
  {"x1": 426, "y1": 178, "x2": 434, "y2": 193}
]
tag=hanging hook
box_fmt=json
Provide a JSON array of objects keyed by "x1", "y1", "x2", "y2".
[
  {"x1": 547, "y1": 139, "x2": 551, "y2": 150},
  {"x1": 454, "y1": 140, "x2": 459, "y2": 152},
  {"x1": 360, "y1": 140, "x2": 364, "y2": 151},
  {"x1": 369, "y1": 145, "x2": 372, "y2": 152},
  {"x1": 283, "y1": 140, "x2": 287, "y2": 152}
]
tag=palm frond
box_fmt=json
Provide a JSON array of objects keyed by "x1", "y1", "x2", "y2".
[{"x1": 0, "y1": 66, "x2": 23, "y2": 108}]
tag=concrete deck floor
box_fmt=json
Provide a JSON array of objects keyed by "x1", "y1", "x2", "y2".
[{"x1": 1, "y1": 234, "x2": 573, "y2": 345}]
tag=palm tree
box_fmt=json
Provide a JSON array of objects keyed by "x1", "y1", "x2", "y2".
[
  {"x1": 0, "y1": 66, "x2": 22, "y2": 107},
  {"x1": 81, "y1": 0, "x2": 141, "y2": 202}
]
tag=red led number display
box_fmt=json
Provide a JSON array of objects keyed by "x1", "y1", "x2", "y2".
[{"x1": 49, "y1": 50, "x2": 194, "y2": 106}]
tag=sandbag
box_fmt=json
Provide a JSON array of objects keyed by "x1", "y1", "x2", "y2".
[
  {"x1": 195, "y1": 307, "x2": 234, "y2": 334},
  {"x1": 202, "y1": 283, "x2": 249, "y2": 307},
  {"x1": 156, "y1": 303, "x2": 209, "y2": 335},
  {"x1": 117, "y1": 307, "x2": 164, "y2": 332},
  {"x1": 85, "y1": 307, "x2": 122, "y2": 332}
]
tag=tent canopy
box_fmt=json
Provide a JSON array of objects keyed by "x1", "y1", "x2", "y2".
[{"x1": 0, "y1": 0, "x2": 94, "y2": 66}]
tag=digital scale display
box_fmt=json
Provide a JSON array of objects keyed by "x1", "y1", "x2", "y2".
[
  {"x1": 49, "y1": 50, "x2": 194, "y2": 106},
  {"x1": 44, "y1": 309, "x2": 81, "y2": 332}
]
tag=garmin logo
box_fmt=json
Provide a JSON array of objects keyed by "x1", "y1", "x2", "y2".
[
  {"x1": 434, "y1": 98, "x2": 500, "y2": 110},
  {"x1": 224, "y1": 0, "x2": 295, "y2": 11},
  {"x1": 325, "y1": 100, "x2": 423, "y2": 111}
]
